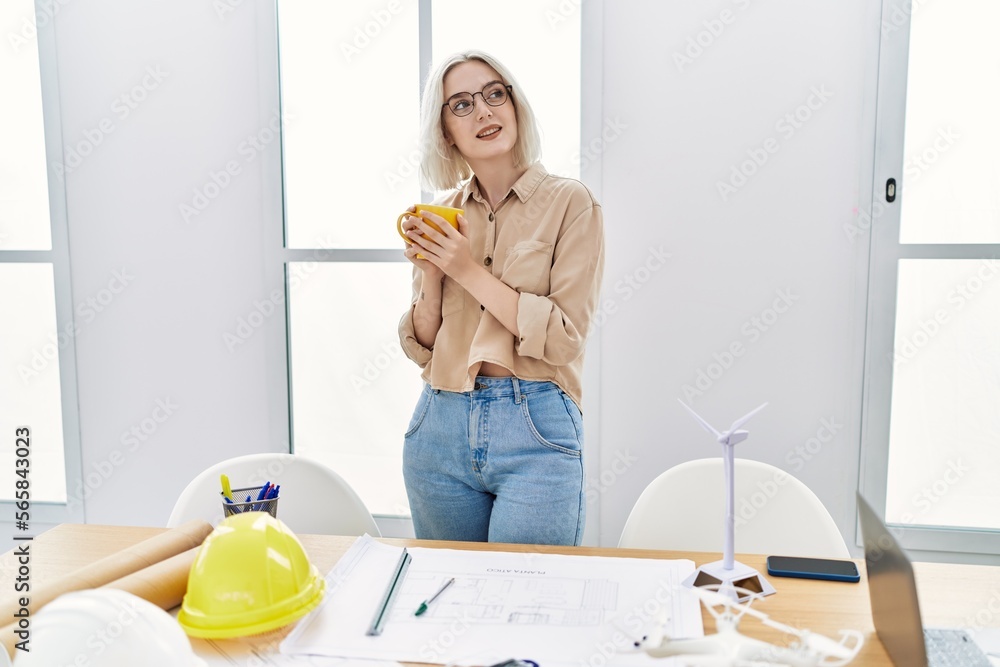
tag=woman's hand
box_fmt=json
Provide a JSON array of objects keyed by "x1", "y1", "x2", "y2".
[
  {"x1": 400, "y1": 208, "x2": 444, "y2": 282},
  {"x1": 408, "y1": 210, "x2": 523, "y2": 339},
  {"x1": 405, "y1": 211, "x2": 475, "y2": 283}
]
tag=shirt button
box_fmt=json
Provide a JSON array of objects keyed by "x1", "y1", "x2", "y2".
[
  {"x1": 480, "y1": 304, "x2": 485, "y2": 311},
  {"x1": 484, "y1": 256, "x2": 492, "y2": 266},
  {"x1": 489, "y1": 213, "x2": 495, "y2": 222}
]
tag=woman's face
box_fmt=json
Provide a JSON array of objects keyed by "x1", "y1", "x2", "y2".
[{"x1": 441, "y1": 60, "x2": 518, "y2": 165}]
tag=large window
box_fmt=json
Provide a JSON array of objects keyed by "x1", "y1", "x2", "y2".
[
  {"x1": 862, "y1": 0, "x2": 1000, "y2": 553},
  {"x1": 0, "y1": 0, "x2": 82, "y2": 521},
  {"x1": 277, "y1": 0, "x2": 581, "y2": 515}
]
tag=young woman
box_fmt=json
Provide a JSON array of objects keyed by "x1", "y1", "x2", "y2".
[{"x1": 397, "y1": 51, "x2": 604, "y2": 546}]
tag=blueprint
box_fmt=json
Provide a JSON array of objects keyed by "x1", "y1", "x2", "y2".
[
  {"x1": 392, "y1": 570, "x2": 619, "y2": 626},
  {"x1": 281, "y1": 535, "x2": 702, "y2": 667}
]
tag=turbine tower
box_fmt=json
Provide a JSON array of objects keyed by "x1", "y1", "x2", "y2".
[{"x1": 677, "y1": 400, "x2": 776, "y2": 599}]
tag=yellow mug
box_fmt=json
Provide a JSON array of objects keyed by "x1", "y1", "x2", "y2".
[
  {"x1": 397, "y1": 205, "x2": 464, "y2": 259},
  {"x1": 397, "y1": 205, "x2": 463, "y2": 242}
]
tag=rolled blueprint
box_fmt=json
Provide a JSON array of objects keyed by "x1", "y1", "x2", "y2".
[{"x1": 0, "y1": 520, "x2": 211, "y2": 657}]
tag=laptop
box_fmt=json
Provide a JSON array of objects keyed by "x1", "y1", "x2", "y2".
[{"x1": 857, "y1": 491, "x2": 992, "y2": 666}]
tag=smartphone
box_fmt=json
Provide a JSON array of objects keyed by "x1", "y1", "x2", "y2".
[{"x1": 766, "y1": 555, "x2": 860, "y2": 582}]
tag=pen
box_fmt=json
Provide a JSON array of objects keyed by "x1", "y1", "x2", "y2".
[
  {"x1": 253, "y1": 482, "x2": 270, "y2": 511},
  {"x1": 414, "y1": 577, "x2": 455, "y2": 616}
]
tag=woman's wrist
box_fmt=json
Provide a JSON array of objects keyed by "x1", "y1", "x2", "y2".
[
  {"x1": 420, "y1": 271, "x2": 446, "y2": 293},
  {"x1": 447, "y1": 255, "x2": 480, "y2": 287}
]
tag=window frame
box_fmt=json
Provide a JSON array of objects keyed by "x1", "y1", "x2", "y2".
[
  {"x1": 265, "y1": 0, "x2": 434, "y2": 520},
  {"x1": 268, "y1": 0, "x2": 590, "y2": 523},
  {"x1": 858, "y1": 0, "x2": 1000, "y2": 556},
  {"x1": 0, "y1": 0, "x2": 84, "y2": 524}
]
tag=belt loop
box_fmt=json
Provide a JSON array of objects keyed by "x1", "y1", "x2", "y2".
[{"x1": 511, "y1": 377, "x2": 521, "y2": 404}]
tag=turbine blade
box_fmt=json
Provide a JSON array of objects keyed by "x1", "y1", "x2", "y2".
[
  {"x1": 727, "y1": 432, "x2": 749, "y2": 446},
  {"x1": 677, "y1": 400, "x2": 722, "y2": 438},
  {"x1": 728, "y1": 402, "x2": 768, "y2": 432}
]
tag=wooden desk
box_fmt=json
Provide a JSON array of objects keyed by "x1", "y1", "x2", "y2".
[{"x1": 3, "y1": 524, "x2": 999, "y2": 666}]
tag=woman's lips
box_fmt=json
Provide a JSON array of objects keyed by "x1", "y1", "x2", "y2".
[{"x1": 476, "y1": 126, "x2": 501, "y2": 140}]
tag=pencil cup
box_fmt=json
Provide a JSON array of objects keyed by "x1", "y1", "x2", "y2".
[{"x1": 222, "y1": 485, "x2": 279, "y2": 519}]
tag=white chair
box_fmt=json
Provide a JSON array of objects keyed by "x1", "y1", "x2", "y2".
[
  {"x1": 167, "y1": 453, "x2": 381, "y2": 536},
  {"x1": 618, "y1": 458, "x2": 848, "y2": 558}
]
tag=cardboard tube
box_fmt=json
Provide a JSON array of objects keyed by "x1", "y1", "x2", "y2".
[
  {"x1": 1, "y1": 523, "x2": 210, "y2": 658},
  {"x1": 1, "y1": 546, "x2": 203, "y2": 657},
  {"x1": 101, "y1": 545, "x2": 200, "y2": 610},
  {"x1": 0, "y1": 520, "x2": 210, "y2": 622},
  {"x1": 0, "y1": 520, "x2": 210, "y2": 621}
]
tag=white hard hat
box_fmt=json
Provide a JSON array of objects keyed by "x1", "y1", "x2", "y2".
[{"x1": 14, "y1": 589, "x2": 206, "y2": 666}]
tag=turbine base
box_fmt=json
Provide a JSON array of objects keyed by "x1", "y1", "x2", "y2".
[{"x1": 682, "y1": 559, "x2": 776, "y2": 601}]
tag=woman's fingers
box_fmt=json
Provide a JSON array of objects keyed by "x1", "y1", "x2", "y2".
[
  {"x1": 421, "y1": 211, "x2": 459, "y2": 239},
  {"x1": 404, "y1": 238, "x2": 438, "y2": 259},
  {"x1": 403, "y1": 245, "x2": 444, "y2": 276},
  {"x1": 400, "y1": 213, "x2": 424, "y2": 235},
  {"x1": 405, "y1": 221, "x2": 434, "y2": 247},
  {"x1": 407, "y1": 230, "x2": 442, "y2": 259},
  {"x1": 401, "y1": 214, "x2": 433, "y2": 238},
  {"x1": 409, "y1": 216, "x2": 448, "y2": 246}
]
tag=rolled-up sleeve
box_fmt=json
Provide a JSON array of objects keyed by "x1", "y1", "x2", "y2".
[
  {"x1": 516, "y1": 204, "x2": 604, "y2": 365},
  {"x1": 398, "y1": 266, "x2": 433, "y2": 368}
]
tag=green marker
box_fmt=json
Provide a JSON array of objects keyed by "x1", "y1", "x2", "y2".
[{"x1": 414, "y1": 577, "x2": 455, "y2": 616}]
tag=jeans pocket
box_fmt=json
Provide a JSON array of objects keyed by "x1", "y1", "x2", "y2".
[
  {"x1": 520, "y1": 390, "x2": 582, "y2": 457},
  {"x1": 560, "y1": 392, "x2": 583, "y2": 442},
  {"x1": 404, "y1": 388, "x2": 433, "y2": 438}
]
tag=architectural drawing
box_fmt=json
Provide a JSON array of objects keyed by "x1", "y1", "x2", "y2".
[{"x1": 393, "y1": 572, "x2": 619, "y2": 626}]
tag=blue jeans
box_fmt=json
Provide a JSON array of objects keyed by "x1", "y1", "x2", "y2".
[{"x1": 402, "y1": 377, "x2": 585, "y2": 546}]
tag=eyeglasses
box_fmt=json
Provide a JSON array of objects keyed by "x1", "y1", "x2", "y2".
[{"x1": 442, "y1": 81, "x2": 513, "y2": 117}]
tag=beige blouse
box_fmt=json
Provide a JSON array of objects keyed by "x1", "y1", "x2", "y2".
[{"x1": 397, "y1": 163, "x2": 604, "y2": 409}]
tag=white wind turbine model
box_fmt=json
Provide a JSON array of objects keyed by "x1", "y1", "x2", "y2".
[{"x1": 677, "y1": 400, "x2": 776, "y2": 599}]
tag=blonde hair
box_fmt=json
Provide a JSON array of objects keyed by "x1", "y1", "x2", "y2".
[{"x1": 419, "y1": 51, "x2": 542, "y2": 192}]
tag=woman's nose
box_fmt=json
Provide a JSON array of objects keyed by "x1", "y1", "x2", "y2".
[{"x1": 473, "y1": 95, "x2": 493, "y2": 120}]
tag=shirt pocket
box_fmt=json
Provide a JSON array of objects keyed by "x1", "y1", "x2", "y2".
[
  {"x1": 502, "y1": 240, "x2": 554, "y2": 295},
  {"x1": 441, "y1": 276, "x2": 465, "y2": 317}
]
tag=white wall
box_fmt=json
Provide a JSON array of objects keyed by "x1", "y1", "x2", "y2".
[
  {"x1": 594, "y1": 0, "x2": 876, "y2": 551},
  {"x1": 52, "y1": 0, "x2": 285, "y2": 526},
  {"x1": 38, "y1": 0, "x2": 993, "y2": 563}
]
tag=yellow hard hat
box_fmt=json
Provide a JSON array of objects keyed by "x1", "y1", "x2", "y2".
[{"x1": 177, "y1": 513, "x2": 325, "y2": 638}]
